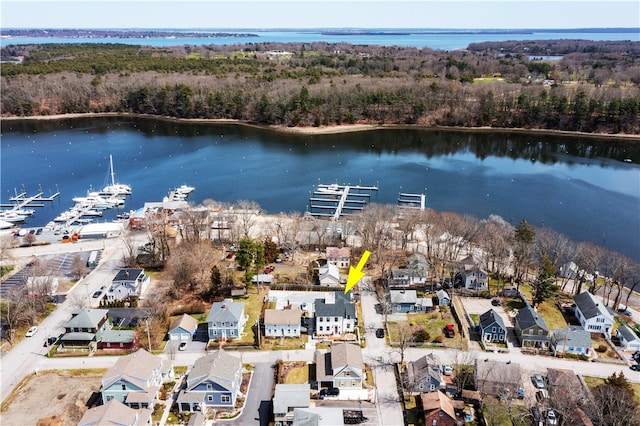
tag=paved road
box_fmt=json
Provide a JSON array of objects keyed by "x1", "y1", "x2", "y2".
[{"x1": 226, "y1": 362, "x2": 274, "y2": 426}]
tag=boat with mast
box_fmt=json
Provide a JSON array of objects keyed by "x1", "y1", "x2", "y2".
[{"x1": 100, "y1": 155, "x2": 131, "y2": 197}]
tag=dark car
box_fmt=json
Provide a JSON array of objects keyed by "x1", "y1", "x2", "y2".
[
  {"x1": 531, "y1": 406, "x2": 542, "y2": 424},
  {"x1": 491, "y1": 298, "x2": 501, "y2": 306},
  {"x1": 630, "y1": 364, "x2": 640, "y2": 371},
  {"x1": 92, "y1": 290, "x2": 102, "y2": 298},
  {"x1": 35, "y1": 228, "x2": 43, "y2": 235},
  {"x1": 375, "y1": 328, "x2": 385, "y2": 338},
  {"x1": 44, "y1": 336, "x2": 58, "y2": 347},
  {"x1": 319, "y1": 388, "x2": 340, "y2": 399}
]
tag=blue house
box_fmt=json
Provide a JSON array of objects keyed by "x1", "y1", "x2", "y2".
[
  {"x1": 177, "y1": 350, "x2": 243, "y2": 412},
  {"x1": 478, "y1": 309, "x2": 507, "y2": 343},
  {"x1": 207, "y1": 299, "x2": 247, "y2": 340}
]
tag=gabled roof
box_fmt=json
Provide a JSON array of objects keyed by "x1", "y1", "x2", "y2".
[
  {"x1": 474, "y1": 360, "x2": 521, "y2": 386},
  {"x1": 421, "y1": 391, "x2": 457, "y2": 422},
  {"x1": 187, "y1": 350, "x2": 241, "y2": 391},
  {"x1": 273, "y1": 384, "x2": 310, "y2": 415},
  {"x1": 552, "y1": 328, "x2": 592, "y2": 349},
  {"x1": 314, "y1": 292, "x2": 355, "y2": 318},
  {"x1": 515, "y1": 304, "x2": 549, "y2": 332},
  {"x1": 113, "y1": 268, "x2": 144, "y2": 282},
  {"x1": 102, "y1": 348, "x2": 161, "y2": 389},
  {"x1": 319, "y1": 263, "x2": 340, "y2": 281},
  {"x1": 330, "y1": 342, "x2": 363, "y2": 372},
  {"x1": 406, "y1": 354, "x2": 442, "y2": 386},
  {"x1": 573, "y1": 292, "x2": 612, "y2": 321},
  {"x1": 460, "y1": 255, "x2": 484, "y2": 272},
  {"x1": 169, "y1": 314, "x2": 198, "y2": 334},
  {"x1": 390, "y1": 290, "x2": 418, "y2": 304},
  {"x1": 101, "y1": 329, "x2": 135, "y2": 344},
  {"x1": 616, "y1": 324, "x2": 640, "y2": 342},
  {"x1": 207, "y1": 299, "x2": 244, "y2": 324},
  {"x1": 326, "y1": 246, "x2": 350, "y2": 259},
  {"x1": 479, "y1": 309, "x2": 506, "y2": 330},
  {"x1": 65, "y1": 309, "x2": 108, "y2": 329},
  {"x1": 406, "y1": 252, "x2": 428, "y2": 268},
  {"x1": 264, "y1": 308, "x2": 302, "y2": 326},
  {"x1": 293, "y1": 407, "x2": 344, "y2": 426},
  {"x1": 436, "y1": 289, "x2": 450, "y2": 300},
  {"x1": 78, "y1": 399, "x2": 151, "y2": 426}
]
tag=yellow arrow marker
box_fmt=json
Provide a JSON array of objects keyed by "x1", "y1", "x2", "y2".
[{"x1": 345, "y1": 250, "x2": 371, "y2": 294}]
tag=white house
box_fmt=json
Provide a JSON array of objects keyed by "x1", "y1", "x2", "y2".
[
  {"x1": 326, "y1": 247, "x2": 350, "y2": 269},
  {"x1": 106, "y1": 268, "x2": 150, "y2": 302},
  {"x1": 318, "y1": 263, "x2": 341, "y2": 287},
  {"x1": 573, "y1": 291, "x2": 614, "y2": 338},
  {"x1": 616, "y1": 324, "x2": 640, "y2": 352},
  {"x1": 264, "y1": 308, "x2": 302, "y2": 337},
  {"x1": 314, "y1": 292, "x2": 356, "y2": 338},
  {"x1": 459, "y1": 256, "x2": 488, "y2": 290}
]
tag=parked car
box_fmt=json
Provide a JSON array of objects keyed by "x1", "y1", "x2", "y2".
[
  {"x1": 491, "y1": 298, "x2": 501, "y2": 306},
  {"x1": 319, "y1": 388, "x2": 339, "y2": 399},
  {"x1": 443, "y1": 364, "x2": 453, "y2": 376},
  {"x1": 444, "y1": 324, "x2": 455, "y2": 338},
  {"x1": 632, "y1": 351, "x2": 640, "y2": 363},
  {"x1": 532, "y1": 373, "x2": 546, "y2": 389},
  {"x1": 44, "y1": 336, "x2": 57, "y2": 347},
  {"x1": 630, "y1": 364, "x2": 640, "y2": 371},
  {"x1": 531, "y1": 406, "x2": 542, "y2": 426},
  {"x1": 178, "y1": 341, "x2": 187, "y2": 351},
  {"x1": 547, "y1": 409, "x2": 558, "y2": 425},
  {"x1": 92, "y1": 290, "x2": 102, "y2": 298},
  {"x1": 617, "y1": 306, "x2": 632, "y2": 316},
  {"x1": 26, "y1": 326, "x2": 38, "y2": 337},
  {"x1": 536, "y1": 389, "x2": 549, "y2": 402},
  {"x1": 375, "y1": 328, "x2": 385, "y2": 338}
]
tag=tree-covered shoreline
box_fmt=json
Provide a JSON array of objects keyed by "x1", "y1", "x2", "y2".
[{"x1": 2, "y1": 40, "x2": 639, "y2": 134}]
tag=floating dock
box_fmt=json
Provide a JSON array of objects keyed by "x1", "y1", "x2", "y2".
[
  {"x1": 397, "y1": 192, "x2": 427, "y2": 211},
  {"x1": 308, "y1": 183, "x2": 378, "y2": 220}
]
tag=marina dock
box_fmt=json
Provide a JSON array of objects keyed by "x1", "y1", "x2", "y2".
[
  {"x1": 308, "y1": 183, "x2": 378, "y2": 220},
  {"x1": 397, "y1": 192, "x2": 427, "y2": 211}
]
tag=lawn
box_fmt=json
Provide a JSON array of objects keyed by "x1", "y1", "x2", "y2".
[
  {"x1": 584, "y1": 376, "x2": 640, "y2": 403},
  {"x1": 536, "y1": 300, "x2": 568, "y2": 331},
  {"x1": 261, "y1": 335, "x2": 306, "y2": 351},
  {"x1": 284, "y1": 364, "x2": 309, "y2": 384},
  {"x1": 387, "y1": 308, "x2": 463, "y2": 348}
]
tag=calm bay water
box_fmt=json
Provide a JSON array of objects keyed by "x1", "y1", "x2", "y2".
[
  {"x1": 1, "y1": 118, "x2": 639, "y2": 261},
  {"x1": 1, "y1": 29, "x2": 638, "y2": 50}
]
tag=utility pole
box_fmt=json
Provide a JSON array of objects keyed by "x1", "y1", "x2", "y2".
[{"x1": 145, "y1": 318, "x2": 152, "y2": 352}]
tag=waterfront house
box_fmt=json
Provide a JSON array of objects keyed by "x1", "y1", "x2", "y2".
[
  {"x1": 318, "y1": 263, "x2": 341, "y2": 287},
  {"x1": 207, "y1": 298, "x2": 247, "y2": 340},
  {"x1": 59, "y1": 308, "x2": 110, "y2": 350},
  {"x1": 474, "y1": 360, "x2": 521, "y2": 399},
  {"x1": 101, "y1": 348, "x2": 173, "y2": 409},
  {"x1": 167, "y1": 313, "x2": 199, "y2": 341},
  {"x1": 478, "y1": 309, "x2": 507, "y2": 343},
  {"x1": 421, "y1": 391, "x2": 464, "y2": 426},
  {"x1": 404, "y1": 353, "x2": 445, "y2": 393},
  {"x1": 315, "y1": 342, "x2": 364, "y2": 390},
  {"x1": 264, "y1": 308, "x2": 302, "y2": 337},
  {"x1": 326, "y1": 247, "x2": 350, "y2": 269},
  {"x1": 615, "y1": 324, "x2": 640, "y2": 352},
  {"x1": 387, "y1": 253, "x2": 429, "y2": 287},
  {"x1": 514, "y1": 303, "x2": 550, "y2": 350},
  {"x1": 272, "y1": 383, "x2": 310, "y2": 426},
  {"x1": 459, "y1": 255, "x2": 488, "y2": 290},
  {"x1": 573, "y1": 291, "x2": 614, "y2": 338},
  {"x1": 106, "y1": 268, "x2": 150, "y2": 302},
  {"x1": 551, "y1": 327, "x2": 592, "y2": 358},
  {"x1": 78, "y1": 399, "x2": 152, "y2": 426},
  {"x1": 314, "y1": 292, "x2": 356, "y2": 338},
  {"x1": 177, "y1": 350, "x2": 243, "y2": 412}
]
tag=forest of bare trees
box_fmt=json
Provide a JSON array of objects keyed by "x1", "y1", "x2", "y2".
[{"x1": 1, "y1": 40, "x2": 639, "y2": 133}]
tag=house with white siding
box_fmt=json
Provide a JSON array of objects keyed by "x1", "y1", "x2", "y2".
[
  {"x1": 264, "y1": 308, "x2": 302, "y2": 337},
  {"x1": 573, "y1": 292, "x2": 614, "y2": 338},
  {"x1": 314, "y1": 292, "x2": 356, "y2": 338}
]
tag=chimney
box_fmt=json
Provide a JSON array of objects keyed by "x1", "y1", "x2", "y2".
[{"x1": 222, "y1": 303, "x2": 226, "y2": 309}]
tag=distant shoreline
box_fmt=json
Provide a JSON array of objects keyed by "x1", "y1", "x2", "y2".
[{"x1": 3, "y1": 112, "x2": 640, "y2": 142}]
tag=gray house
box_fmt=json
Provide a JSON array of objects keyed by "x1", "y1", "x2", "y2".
[
  {"x1": 177, "y1": 350, "x2": 243, "y2": 412},
  {"x1": 60, "y1": 308, "x2": 110, "y2": 349},
  {"x1": 478, "y1": 309, "x2": 507, "y2": 343},
  {"x1": 272, "y1": 384, "x2": 310, "y2": 426},
  {"x1": 315, "y1": 342, "x2": 364, "y2": 390},
  {"x1": 390, "y1": 290, "x2": 418, "y2": 313},
  {"x1": 264, "y1": 308, "x2": 302, "y2": 337},
  {"x1": 78, "y1": 399, "x2": 152, "y2": 426},
  {"x1": 514, "y1": 303, "x2": 550, "y2": 350},
  {"x1": 459, "y1": 256, "x2": 488, "y2": 290},
  {"x1": 404, "y1": 353, "x2": 445, "y2": 393},
  {"x1": 551, "y1": 327, "x2": 593, "y2": 358},
  {"x1": 207, "y1": 299, "x2": 247, "y2": 340}
]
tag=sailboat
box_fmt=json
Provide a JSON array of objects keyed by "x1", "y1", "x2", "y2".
[{"x1": 100, "y1": 155, "x2": 132, "y2": 197}]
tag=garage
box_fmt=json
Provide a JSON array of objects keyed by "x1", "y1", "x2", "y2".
[{"x1": 167, "y1": 314, "x2": 198, "y2": 341}]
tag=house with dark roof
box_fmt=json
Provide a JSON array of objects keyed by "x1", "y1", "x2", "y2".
[
  {"x1": 315, "y1": 342, "x2": 364, "y2": 390},
  {"x1": 78, "y1": 399, "x2": 152, "y2": 426},
  {"x1": 177, "y1": 350, "x2": 243, "y2": 412},
  {"x1": 514, "y1": 303, "x2": 550, "y2": 350},
  {"x1": 474, "y1": 360, "x2": 521, "y2": 399},
  {"x1": 59, "y1": 308, "x2": 110, "y2": 350},
  {"x1": 314, "y1": 292, "x2": 356, "y2": 338},
  {"x1": 207, "y1": 298, "x2": 247, "y2": 340},
  {"x1": 478, "y1": 309, "x2": 507, "y2": 343},
  {"x1": 421, "y1": 391, "x2": 464, "y2": 426},
  {"x1": 615, "y1": 324, "x2": 640, "y2": 352},
  {"x1": 404, "y1": 353, "x2": 445, "y2": 393},
  {"x1": 551, "y1": 327, "x2": 592, "y2": 358},
  {"x1": 459, "y1": 255, "x2": 488, "y2": 290},
  {"x1": 272, "y1": 383, "x2": 310, "y2": 425},
  {"x1": 106, "y1": 268, "x2": 150, "y2": 302},
  {"x1": 264, "y1": 308, "x2": 302, "y2": 337},
  {"x1": 573, "y1": 292, "x2": 614, "y2": 338},
  {"x1": 167, "y1": 314, "x2": 199, "y2": 341},
  {"x1": 101, "y1": 348, "x2": 173, "y2": 409}
]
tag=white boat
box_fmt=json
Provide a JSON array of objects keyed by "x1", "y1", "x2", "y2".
[
  {"x1": 175, "y1": 184, "x2": 195, "y2": 195},
  {"x1": 0, "y1": 210, "x2": 27, "y2": 223},
  {"x1": 73, "y1": 192, "x2": 117, "y2": 209},
  {"x1": 11, "y1": 208, "x2": 35, "y2": 216},
  {"x1": 100, "y1": 155, "x2": 132, "y2": 196}
]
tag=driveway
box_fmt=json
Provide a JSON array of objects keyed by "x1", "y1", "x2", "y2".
[{"x1": 226, "y1": 362, "x2": 274, "y2": 426}]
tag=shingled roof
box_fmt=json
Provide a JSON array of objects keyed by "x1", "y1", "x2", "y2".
[
  {"x1": 516, "y1": 304, "x2": 549, "y2": 332},
  {"x1": 207, "y1": 299, "x2": 244, "y2": 324}
]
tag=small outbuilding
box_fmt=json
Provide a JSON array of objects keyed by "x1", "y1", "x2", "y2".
[{"x1": 168, "y1": 314, "x2": 199, "y2": 341}]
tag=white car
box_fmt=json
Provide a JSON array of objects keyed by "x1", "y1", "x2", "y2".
[
  {"x1": 443, "y1": 364, "x2": 453, "y2": 376},
  {"x1": 547, "y1": 409, "x2": 558, "y2": 425},
  {"x1": 26, "y1": 326, "x2": 38, "y2": 337}
]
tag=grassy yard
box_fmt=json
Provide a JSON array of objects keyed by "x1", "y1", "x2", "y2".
[
  {"x1": 284, "y1": 364, "x2": 309, "y2": 384},
  {"x1": 261, "y1": 336, "x2": 306, "y2": 351},
  {"x1": 364, "y1": 363, "x2": 375, "y2": 387},
  {"x1": 536, "y1": 300, "x2": 568, "y2": 331},
  {"x1": 387, "y1": 308, "x2": 464, "y2": 348},
  {"x1": 584, "y1": 376, "x2": 640, "y2": 403}
]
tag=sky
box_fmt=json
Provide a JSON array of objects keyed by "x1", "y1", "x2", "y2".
[{"x1": 1, "y1": 0, "x2": 639, "y2": 30}]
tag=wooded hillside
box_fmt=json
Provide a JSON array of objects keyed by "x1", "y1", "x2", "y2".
[{"x1": 2, "y1": 40, "x2": 639, "y2": 134}]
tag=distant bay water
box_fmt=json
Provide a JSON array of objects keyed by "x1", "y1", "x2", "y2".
[
  {"x1": 1, "y1": 117, "x2": 639, "y2": 262},
  {"x1": 1, "y1": 28, "x2": 638, "y2": 50}
]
